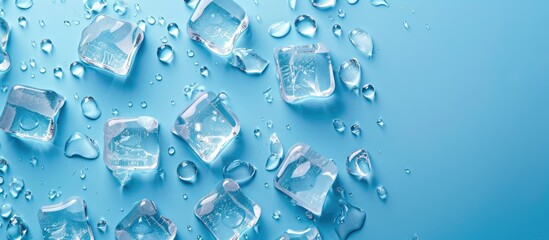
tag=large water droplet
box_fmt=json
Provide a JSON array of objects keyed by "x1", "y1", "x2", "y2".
[
  {"x1": 177, "y1": 161, "x2": 198, "y2": 183},
  {"x1": 84, "y1": 0, "x2": 107, "y2": 13},
  {"x1": 70, "y1": 61, "x2": 85, "y2": 78},
  {"x1": 349, "y1": 28, "x2": 374, "y2": 57},
  {"x1": 0, "y1": 51, "x2": 10, "y2": 72},
  {"x1": 113, "y1": 0, "x2": 128, "y2": 15},
  {"x1": 333, "y1": 119, "x2": 346, "y2": 133},
  {"x1": 311, "y1": 0, "x2": 336, "y2": 9},
  {"x1": 346, "y1": 149, "x2": 373, "y2": 180},
  {"x1": 268, "y1": 21, "x2": 291, "y2": 38},
  {"x1": 339, "y1": 58, "x2": 361, "y2": 90},
  {"x1": 370, "y1": 0, "x2": 389, "y2": 7},
  {"x1": 64, "y1": 132, "x2": 100, "y2": 160},
  {"x1": 157, "y1": 44, "x2": 174, "y2": 63},
  {"x1": 6, "y1": 216, "x2": 28, "y2": 240},
  {"x1": 334, "y1": 199, "x2": 367, "y2": 239},
  {"x1": 223, "y1": 160, "x2": 256, "y2": 184},
  {"x1": 347, "y1": 0, "x2": 359, "y2": 4},
  {"x1": 167, "y1": 22, "x2": 179, "y2": 37},
  {"x1": 15, "y1": 0, "x2": 34, "y2": 9},
  {"x1": 81, "y1": 96, "x2": 101, "y2": 120},
  {"x1": 295, "y1": 15, "x2": 317, "y2": 37},
  {"x1": 19, "y1": 113, "x2": 38, "y2": 131},
  {"x1": 361, "y1": 84, "x2": 375, "y2": 100}
]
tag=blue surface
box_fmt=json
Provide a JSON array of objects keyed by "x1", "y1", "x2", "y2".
[{"x1": 0, "y1": 0, "x2": 548, "y2": 239}]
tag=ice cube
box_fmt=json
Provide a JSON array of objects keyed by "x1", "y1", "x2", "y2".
[
  {"x1": 78, "y1": 14, "x2": 144, "y2": 76},
  {"x1": 187, "y1": 0, "x2": 249, "y2": 55},
  {"x1": 104, "y1": 116, "x2": 159, "y2": 185},
  {"x1": 229, "y1": 48, "x2": 269, "y2": 74},
  {"x1": 0, "y1": 85, "x2": 65, "y2": 142},
  {"x1": 37, "y1": 196, "x2": 94, "y2": 240},
  {"x1": 194, "y1": 179, "x2": 261, "y2": 240},
  {"x1": 274, "y1": 143, "x2": 338, "y2": 216},
  {"x1": 172, "y1": 92, "x2": 240, "y2": 163},
  {"x1": 115, "y1": 199, "x2": 177, "y2": 240},
  {"x1": 278, "y1": 226, "x2": 321, "y2": 240},
  {"x1": 274, "y1": 44, "x2": 335, "y2": 103}
]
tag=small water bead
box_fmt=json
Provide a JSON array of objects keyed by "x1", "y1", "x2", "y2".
[
  {"x1": 84, "y1": 12, "x2": 92, "y2": 19},
  {"x1": 127, "y1": 101, "x2": 133, "y2": 107},
  {"x1": 137, "y1": 20, "x2": 146, "y2": 32},
  {"x1": 16, "y1": 0, "x2": 34, "y2": 9},
  {"x1": 288, "y1": 0, "x2": 296, "y2": 10},
  {"x1": 255, "y1": 15, "x2": 261, "y2": 22},
  {"x1": 333, "y1": 119, "x2": 346, "y2": 133},
  {"x1": 48, "y1": 189, "x2": 61, "y2": 200},
  {"x1": 97, "y1": 219, "x2": 108, "y2": 232},
  {"x1": 113, "y1": 0, "x2": 128, "y2": 15},
  {"x1": 111, "y1": 108, "x2": 119, "y2": 116},
  {"x1": 19, "y1": 61, "x2": 27, "y2": 71},
  {"x1": 186, "y1": 50, "x2": 195, "y2": 57},
  {"x1": 134, "y1": 3, "x2": 141, "y2": 12},
  {"x1": 146, "y1": 16, "x2": 156, "y2": 25},
  {"x1": 199, "y1": 66, "x2": 209, "y2": 77},
  {"x1": 376, "y1": 185, "x2": 388, "y2": 200},
  {"x1": 403, "y1": 20, "x2": 409, "y2": 29},
  {"x1": 339, "y1": 58, "x2": 361, "y2": 90},
  {"x1": 80, "y1": 170, "x2": 86, "y2": 179},
  {"x1": 157, "y1": 44, "x2": 174, "y2": 63},
  {"x1": 349, "y1": 28, "x2": 374, "y2": 57},
  {"x1": 73, "y1": 92, "x2": 79, "y2": 100},
  {"x1": 425, "y1": 24, "x2": 431, "y2": 30},
  {"x1": 70, "y1": 61, "x2": 85, "y2": 78},
  {"x1": 377, "y1": 117, "x2": 384, "y2": 127},
  {"x1": 81, "y1": 96, "x2": 101, "y2": 120},
  {"x1": 140, "y1": 101, "x2": 147, "y2": 108},
  {"x1": 1, "y1": 203, "x2": 11, "y2": 218},
  {"x1": 39, "y1": 19, "x2": 45, "y2": 27},
  {"x1": 155, "y1": 73, "x2": 163, "y2": 81},
  {"x1": 193, "y1": 61, "x2": 199, "y2": 66},
  {"x1": 177, "y1": 161, "x2": 198, "y2": 182},
  {"x1": 272, "y1": 211, "x2": 281, "y2": 220},
  {"x1": 18, "y1": 16, "x2": 27, "y2": 28},
  {"x1": 84, "y1": 0, "x2": 107, "y2": 12},
  {"x1": 39, "y1": 67, "x2": 46, "y2": 74},
  {"x1": 64, "y1": 20, "x2": 71, "y2": 27},
  {"x1": 167, "y1": 22, "x2": 179, "y2": 37},
  {"x1": 157, "y1": 17, "x2": 166, "y2": 26},
  {"x1": 53, "y1": 67, "x2": 63, "y2": 79},
  {"x1": 168, "y1": 147, "x2": 175, "y2": 155},
  {"x1": 254, "y1": 128, "x2": 261, "y2": 138},
  {"x1": 222, "y1": 160, "x2": 257, "y2": 184},
  {"x1": 73, "y1": 20, "x2": 81, "y2": 25},
  {"x1": 311, "y1": 0, "x2": 336, "y2": 9},
  {"x1": 217, "y1": 92, "x2": 228, "y2": 101},
  {"x1": 351, "y1": 123, "x2": 361, "y2": 136},
  {"x1": 183, "y1": 194, "x2": 188, "y2": 200},
  {"x1": 24, "y1": 190, "x2": 32, "y2": 200},
  {"x1": 160, "y1": 36, "x2": 168, "y2": 44},
  {"x1": 29, "y1": 58, "x2": 36, "y2": 68},
  {"x1": 295, "y1": 15, "x2": 317, "y2": 37},
  {"x1": 332, "y1": 24, "x2": 342, "y2": 37},
  {"x1": 361, "y1": 84, "x2": 375, "y2": 100},
  {"x1": 30, "y1": 156, "x2": 38, "y2": 167},
  {"x1": 404, "y1": 168, "x2": 411, "y2": 174},
  {"x1": 40, "y1": 39, "x2": 53, "y2": 53},
  {"x1": 337, "y1": 9, "x2": 346, "y2": 18},
  {"x1": 347, "y1": 0, "x2": 359, "y2": 4},
  {"x1": 370, "y1": 0, "x2": 389, "y2": 7},
  {"x1": 268, "y1": 21, "x2": 291, "y2": 38}
]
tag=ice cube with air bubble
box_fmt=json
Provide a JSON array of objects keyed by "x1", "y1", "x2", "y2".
[
  {"x1": 37, "y1": 196, "x2": 94, "y2": 240},
  {"x1": 115, "y1": 199, "x2": 177, "y2": 240}
]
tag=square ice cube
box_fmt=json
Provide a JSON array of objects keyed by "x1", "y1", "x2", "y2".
[
  {"x1": 0, "y1": 85, "x2": 65, "y2": 142},
  {"x1": 187, "y1": 0, "x2": 249, "y2": 55},
  {"x1": 78, "y1": 14, "x2": 144, "y2": 76},
  {"x1": 274, "y1": 44, "x2": 335, "y2": 103},
  {"x1": 115, "y1": 199, "x2": 177, "y2": 240},
  {"x1": 274, "y1": 143, "x2": 338, "y2": 216},
  {"x1": 37, "y1": 196, "x2": 94, "y2": 240},
  {"x1": 172, "y1": 92, "x2": 240, "y2": 163},
  {"x1": 195, "y1": 179, "x2": 261, "y2": 240},
  {"x1": 104, "y1": 116, "x2": 159, "y2": 185}
]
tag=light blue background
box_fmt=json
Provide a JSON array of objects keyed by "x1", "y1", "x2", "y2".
[{"x1": 0, "y1": 0, "x2": 548, "y2": 239}]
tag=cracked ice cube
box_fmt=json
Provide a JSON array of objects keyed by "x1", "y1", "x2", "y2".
[
  {"x1": 78, "y1": 14, "x2": 144, "y2": 76},
  {"x1": 37, "y1": 196, "x2": 94, "y2": 240},
  {"x1": 194, "y1": 178, "x2": 261, "y2": 240},
  {"x1": 274, "y1": 44, "x2": 335, "y2": 103},
  {"x1": 274, "y1": 143, "x2": 338, "y2": 216},
  {"x1": 172, "y1": 92, "x2": 240, "y2": 163},
  {"x1": 187, "y1": 0, "x2": 249, "y2": 55},
  {"x1": 0, "y1": 85, "x2": 65, "y2": 142},
  {"x1": 115, "y1": 199, "x2": 177, "y2": 240},
  {"x1": 104, "y1": 116, "x2": 159, "y2": 185}
]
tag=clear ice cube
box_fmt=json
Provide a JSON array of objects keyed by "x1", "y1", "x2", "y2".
[
  {"x1": 104, "y1": 116, "x2": 159, "y2": 185},
  {"x1": 37, "y1": 196, "x2": 94, "y2": 240},
  {"x1": 0, "y1": 85, "x2": 65, "y2": 142},
  {"x1": 229, "y1": 48, "x2": 269, "y2": 74},
  {"x1": 194, "y1": 178, "x2": 261, "y2": 240},
  {"x1": 278, "y1": 226, "x2": 322, "y2": 240},
  {"x1": 78, "y1": 14, "x2": 144, "y2": 76},
  {"x1": 172, "y1": 92, "x2": 240, "y2": 163},
  {"x1": 274, "y1": 143, "x2": 338, "y2": 216},
  {"x1": 274, "y1": 44, "x2": 335, "y2": 103},
  {"x1": 115, "y1": 199, "x2": 177, "y2": 240},
  {"x1": 187, "y1": 0, "x2": 249, "y2": 55}
]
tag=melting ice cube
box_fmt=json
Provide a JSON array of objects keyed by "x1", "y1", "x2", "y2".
[
  {"x1": 187, "y1": 0, "x2": 249, "y2": 55},
  {"x1": 194, "y1": 179, "x2": 261, "y2": 240},
  {"x1": 0, "y1": 85, "x2": 65, "y2": 142},
  {"x1": 37, "y1": 196, "x2": 94, "y2": 240},
  {"x1": 278, "y1": 225, "x2": 322, "y2": 240},
  {"x1": 229, "y1": 48, "x2": 269, "y2": 74},
  {"x1": 172, "y1": 91, "x2": 240, "y2": 163},
  {"x1": 78, "y1": 14, "x2": 144, "y2": 76},
  {"x1": 103, "y1": 116, "x2": 159, "y2": 185},
  {"x1": 274, "y1": 143, "x2": 338, "y2": 216},
  {"x1": 274, "y1": 44, "x2": 335, "y2": 103},
  {"x1": 115, "y1": 199, "x2": 177, "y2": 240}
]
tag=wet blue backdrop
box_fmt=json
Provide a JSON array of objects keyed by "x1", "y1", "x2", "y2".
[{"x1": 0, "y1": 0, "x2": 548, "y2": 239}]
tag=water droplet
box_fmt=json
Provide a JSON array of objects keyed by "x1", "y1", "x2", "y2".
[
  {"x1": 113, "y1": 0, "x2": 128, "y2": 15},
  {"x1": 20, "y1": 113, "x2": 38, "y2": 131},
  {"x1": 269, "y1": 133, "x2": 283, "y2": 160},
  {"x1": 146, "y1": 16, "x2": 156, "y2": 25},
  {"x1": 412, "y1": 233, "x2": 419, "y2": 240},
  {"x1": 361, "y1": 84, "x2": 375, "y2": 100},
  {"x1": 332, "y1": 24, "x2": 342, "y2": 37},
  {"x1": 53, "y1": 67, "x2": 63, "y2": 79},
  {"x1": 177, "y1": 161, "x2": 198, "y2": 182},
  {"x1": 347, "y1": 0, "x2": 359, "y2": 4},
  {"x1": 167, "y1": 22, "x2": 179, "y2": 37},
  {"x1": 74, "y1": 92, "x2": 79, "y2": 100},
  {"x1": 24, "y1": 190, "x2": 32, "y2": 200},
  {"x1": 97, "y1": 219, "x2": 108, "y2": 232},
  {"x1": 199, "y1": 66, "x2": 209, "y2": 77},
  {"x1": 376, "y1": 117, "x2": 384, "y2": 127},
  {"x1": 370, "y1": 0, "x2": 389, "y2": 7},
  {"x1": 312, "y1": 0, "x2": 336, "y2": 9},
  {"x1": 404, "y1": 168, "x2": 411, "y2": 174},
  {"x1": 253, "y1": 128, "x2": 261, "y2": 138},
  {"x1": 337, "y1": 9, "x2": 346, "y2": 18},
  {"x1": 223, "y1": 160, "x2": 256, "y2": 184},
  {"x1": 256, "y1": 15, "x2": 261, "y2": 22},
  {"x1": 0, "y1": 159, "x2": 8, "y2": 174},
  {"x1": 339, "y1": 58, "x2": 361, "y2": 90},
  {"x1": 349, "y1": 28, "x2": 374, "y2": 57},
  {"x1": 1, "y1": 203, "x2": 12, "y2": 218},
  {"x1": 217, "y1": 92, "x2": 228, "y2": 101},
  {"x1": 334, "y1": 199, "x2": 367, "y2": 239},
  {"x1": 183, "y1": 194, "x2": 188, "y2": 200},
  {"x1": 48, "y1": 189, "x2": 61, "y2": 200},
  {"x1": 127, "y1": 101, "x2": 133, "y2": 107},
  {"x1": 64, "y1": 132, "x2": 100, "y2": 160},
  {"x1": 39, "y1": 19, "x2": 45, "y2": 27},
  {"x1": 295, "y1": 15, "x2": 317, "y2": 37},
  {"x1": 111, "y1": 108, "x2": 119, "y2": 116},
  {"x1": 84, "y1": 0, "x2": 107, "y2": 12},
  {"x1": 157, "y1": 17, "x2": 165, "y2": 26},
  {"x1": 64, "y1": 20, "x2": 71, "y2": 27},
  {"x1": 157, "y1": 44, "x2": 174, "y2": 63},
  {"x1": 376, "y1": 185, "x2": 388, "y2": 200},
  {"x1": 351, "y1": 123, "x2": 361, "y2": 136},
  {"x1": 286, "y1": 124, "x2": 291, "y2": 130},
  {"x1": 425, "y1": 24, "x2": 431, "y2": 30},
  {"x1": 39, "y1": 67, "x2": 46, "y2": 74},
  {"x1": 80, "y1": 170, "x2": 86, "y2": 179},
  {"x1": 16, "y1": 0, "x2": 34, "y2": 9},
  {"x1": 7, "y1": 216, "x2": 28, "y2": 239},
  {"x1": 333, "y1": 119, "x2": 346, "y2": 133},
  {"x1": 288, "y1": 0, "x2": 296, "y2": 10},
  {"x1": 403, "y1": 20, "x2": 409, "y2": 29},
  {"x1": 9, "y1": 177, "x2": 24, "y2": 198},
  {"x1": 160, "y1": 36, "x2": 168, "y2": 44},
  {"x1": 186, "y1": 50, "x2": 195, "y2": 57},
  {"x1": 268, "y1": 21, "x2": 291, "y2": 38},
  {"x1": 134, "y1": 3, "x2": 141, "y2": 11},
  {"x1": 272, "y1": 210, "x2": 281, "y2": 220},
  {"x1": 70, "y1": 61, "x2": 85, "y2": 78},
  {"x1": 29, "y1": 156, "x2": 37, "y2": 167},
  {"x1": 140, "y1": 101, "x2": 147, "y2": 108},
  {"x1": 19, "y1": 61, "x2": 27, "y2": 71},
  {"x1": 81, "y1": 96, "x2": 101, "y2": 120},
  {"x1": 168, "y1": 147, "x2": 175, "y2": 155},
  {"x1": 346, "y1": 149, "x2": 373, "y2": 180},
  {"x1": 266, "y1": 120, "x2": 273, "y2": 129},
  {"x1": 18, "y1": 16, "x2": 27, "y2": 28},
  {"x1": 40, "y1": 39, "x2": 53, "y2": 53}
]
